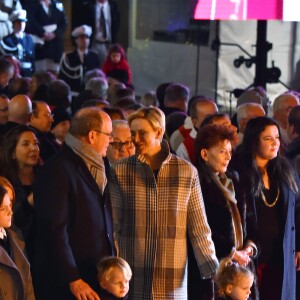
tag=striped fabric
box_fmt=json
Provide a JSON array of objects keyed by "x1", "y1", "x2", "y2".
[{"x1": 109, "y1": 141, "x2": 218, "y2": 300}]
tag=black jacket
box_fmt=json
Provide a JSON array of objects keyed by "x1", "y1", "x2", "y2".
[{"x1": 33, "y1": 144, "x2": 115, "y2": 300}]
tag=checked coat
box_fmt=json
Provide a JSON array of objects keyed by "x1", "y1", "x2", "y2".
[{"x1": 109, "y1": 141, "x2": 218, "y2": 300}]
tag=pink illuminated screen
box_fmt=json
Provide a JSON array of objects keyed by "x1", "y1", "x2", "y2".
[{"x1": 193, "y1": 0, "x2": 300, "y2": 20}]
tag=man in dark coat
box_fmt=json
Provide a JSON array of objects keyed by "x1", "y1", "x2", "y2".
[
  {"x1": 59, "y1": 25, "x2": 100, "y2": 98},
  {"x1": 33, "y1": 107, "x2": 115, "y2": 300},
  {"x1": 25, "y1": 0, "x2": 67, "y2": 73},
  {"x1": 73, "y1": 0, "x2": 120, "y2": 66}
]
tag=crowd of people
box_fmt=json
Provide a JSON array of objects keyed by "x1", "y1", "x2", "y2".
[{"x1": 0, "y1": 1, "x2": 299, "y2": 300}]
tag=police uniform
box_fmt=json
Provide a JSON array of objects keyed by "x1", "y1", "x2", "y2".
[
  {"x1": 0, "y1": 9, "x2": 35, "y2": 77},
  {"x1": 58, "y1": 25, "x2": 100, "y2": 96}
]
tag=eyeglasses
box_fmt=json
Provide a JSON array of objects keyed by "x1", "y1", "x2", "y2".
[
  {"x1": 92, "y1": 129, "x2": 113, "y2": 139},
  {"x1": 110, "y1": 141, "x2": 134, "y2": 150}
]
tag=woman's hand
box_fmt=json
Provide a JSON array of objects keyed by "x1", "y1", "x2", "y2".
[{"x1": 232, "y1": 249, "x2": 251, "y2": 266}]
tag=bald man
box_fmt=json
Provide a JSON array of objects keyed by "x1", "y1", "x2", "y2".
[{"x1": 0, "y1": 94, "x2": 32, "y2": 142}]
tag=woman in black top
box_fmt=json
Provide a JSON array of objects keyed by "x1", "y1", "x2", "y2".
[{"x1": 234, "y1": 116, "x2": 300, "y2": 300}]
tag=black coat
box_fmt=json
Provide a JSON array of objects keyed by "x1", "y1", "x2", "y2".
[
  {"x1": 75, "y1": 0, "x2": 120, "y2": 44},
  {"x1": 33, "y1": 144, "x2": 115, "y2": 300},
  {"x1": 25, "y1": 1, "x2": 67, "y2": 62},
  {"x1": 188, "y1": 168, "x2": 246, "y2": 300},
  {"x1": 59, "y1": 49, "x2": 100, "y2": 93},
  {"x1": 234, "y1": 166, "x2": 300, "y2": 300}
]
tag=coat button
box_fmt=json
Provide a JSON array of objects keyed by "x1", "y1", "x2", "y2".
[
  {"x1": 292, "y1": 226, "x2": 295, "y2": 231},
  {"x1": 293, "y1": 249, "x2": 296, "y2": 254}
]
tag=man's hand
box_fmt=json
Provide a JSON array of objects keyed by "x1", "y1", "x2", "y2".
[
  {"x1": 43, "y1": 32, "x2": 56, "y2": 41},
  {"x1": 232, "y1": 249, "x2": 251, "y2": 266},
  {"x1": 69, "y1": 279, "x2": 100, "y2": 300}
]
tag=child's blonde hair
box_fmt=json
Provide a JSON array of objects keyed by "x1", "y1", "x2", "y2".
[
  {"x1": 97, "y1": 256, "x2": 132, "y2": 283},
  {"x1": 215, "y1": 258, "x2": 254, "y2": 296}
]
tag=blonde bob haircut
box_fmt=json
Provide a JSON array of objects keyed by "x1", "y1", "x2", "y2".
[{"x1": 127, "y1": 106, "x2": 165, "y2": 138}]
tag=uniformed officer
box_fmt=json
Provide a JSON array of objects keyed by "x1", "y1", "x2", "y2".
[
  {"x1": 0, "y1": 9, "x2": 35, "y2": 77},
  {"x1": 59, "y1": 24, "x2": 100, "y2": 98}
]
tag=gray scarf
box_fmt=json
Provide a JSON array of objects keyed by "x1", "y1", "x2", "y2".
[
  {"x1": 65, "y1": 133, "x2": 107, "y2": 193},
  {"x1": 210, "y1": 171, "x2": 244, "y2": 251}
]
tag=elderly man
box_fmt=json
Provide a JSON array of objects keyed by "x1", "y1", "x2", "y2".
[
  {"x1": 29, "y1": 100, "x2": 57, "y2": 162},
  {"x1": 33, "y1": 107, "x2": 115, "y2": 300},
  {"x1": 236, "y1": 102, "x2": 265, "y2": 144},
  {"x1": 176, "y1": 98, "x2": 218, "y2": 163},
  {"x1": 273, "y1": 92, "x2": 299, "y2": 151},
  {"x1": 106, "y1": 119, "x2": 135, "y2": 164}
]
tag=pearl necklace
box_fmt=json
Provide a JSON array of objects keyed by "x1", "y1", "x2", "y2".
[{"x1": 261, "y1": 188, "x2": 280, "y2": 208}]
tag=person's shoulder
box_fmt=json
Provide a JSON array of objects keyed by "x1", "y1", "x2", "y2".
[
  {"x1": 2, "y1": 34, "x2": 14, "y2": 42},
  {"x1": 170, "y1": 153, "x2": 197, "y2": 171},
  {"x1": 7, "y1": 228, "x2": 25, "y2": 252},
  {"x1": 112, "y1": 155, "x2": 137, "y2": 168}
]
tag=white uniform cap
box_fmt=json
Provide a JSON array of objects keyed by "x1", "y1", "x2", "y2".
[
  {"x1": 10, "y1": 9, "x2": 27, "y2": 22},
  {"x1": 71, "y1": 25, "x2": 92, "y2": 38}
]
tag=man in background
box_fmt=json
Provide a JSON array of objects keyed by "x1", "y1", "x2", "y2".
[{"x1": 74, "y1": 0, "x2": 120, "y2": 66}]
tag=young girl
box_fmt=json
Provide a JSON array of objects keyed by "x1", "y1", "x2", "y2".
[
  {"x1": 102, "y1": 44, "x2": 132, "y2": 86},
  {"x1": 97, "y1": 256, "x2": 132, "y2": 300},
  {"x1": 215, "y1": 258, "x2": 254, "y2": 300},
  {"x1": 0, "y1": 184, "x2": 35, "y2": 299}
]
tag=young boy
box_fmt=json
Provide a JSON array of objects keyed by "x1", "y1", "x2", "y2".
[
  {"x1": 97, "y1": 256, "x2": 132, "y2": 300},
  {"x1": 0, "y1": 184, "x2": 35, "y2": 299}
]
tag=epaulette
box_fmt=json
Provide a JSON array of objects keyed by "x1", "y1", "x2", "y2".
[{"x1": 59, "y1": 53, "x2": 83, "y2": 79}]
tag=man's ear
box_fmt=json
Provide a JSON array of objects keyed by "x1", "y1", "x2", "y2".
[
  {"x1": 200, "y1": 149, "x2": 208, "y2": 162},
  {"x1": 88, "y1": 130, "x2": 96, "y2": 145}
]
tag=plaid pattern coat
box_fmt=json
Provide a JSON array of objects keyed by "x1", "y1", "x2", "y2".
[{"x1": 109, "y1": 141, "x2": 218, "y2": 300}]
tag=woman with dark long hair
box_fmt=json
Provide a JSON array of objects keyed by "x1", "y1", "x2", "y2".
[
  {"x1": 234, "y1": 116, "x2": 300, "y2": 300},
  {"x1": 0, "y1": 125, "x2": 40, "y2": 261}
]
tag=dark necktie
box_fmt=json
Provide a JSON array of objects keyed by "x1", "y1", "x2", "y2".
[{"x1": 100, "y1": 6, "x2": 107, "y2": 40}]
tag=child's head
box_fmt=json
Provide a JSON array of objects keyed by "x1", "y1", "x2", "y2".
[
  {"x1": 0, "y1": 185, "x2": 13, "y2": 229},
  {"x1": 97, "y1": 256, "x2": 132, "y2": 299},
  {"x1": 215, "y1": 258, "x2": 254, "y2": 300},
  {"x1": 108, "y1": 44, "x2": 125, "y2": 64}
]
